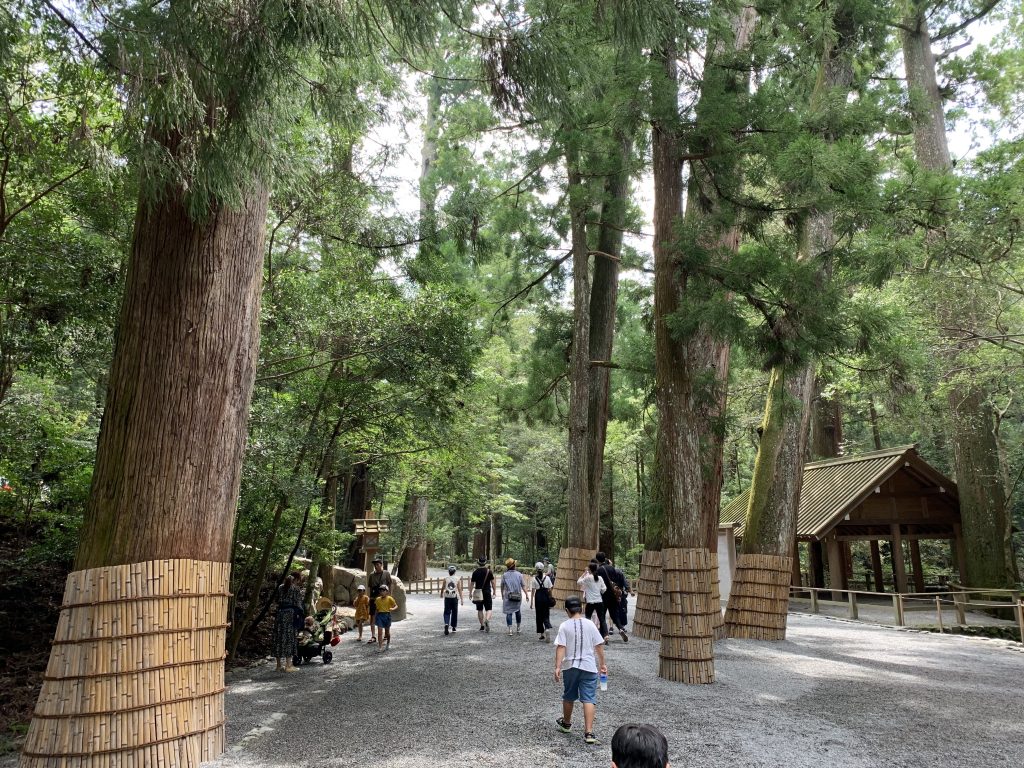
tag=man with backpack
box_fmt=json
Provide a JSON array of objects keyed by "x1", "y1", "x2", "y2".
[
  {"x1": 439, "y1": 564, "x2": 464, "y2": 635},
  {"x1": 596, "y1": 552, "x2": 629, "y2": 642}
]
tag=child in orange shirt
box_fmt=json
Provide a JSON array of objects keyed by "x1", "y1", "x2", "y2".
[{"x1": 353, "y1": 584, "x2": 370, "y2": 641}]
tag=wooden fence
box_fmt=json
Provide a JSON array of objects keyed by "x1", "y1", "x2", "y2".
[
  {"x1": 405, "y1": 577, "x2": 473, "y2": 595},
  {"x1": 788, "y1": 585, "x2": 1023, "y2": 643}
]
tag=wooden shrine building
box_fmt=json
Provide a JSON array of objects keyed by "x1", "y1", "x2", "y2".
[{"x1": 719, "y1": 445, "x2": 966, "y2": 594}]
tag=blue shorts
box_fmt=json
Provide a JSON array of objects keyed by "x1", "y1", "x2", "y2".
[
  {"x1": 375, "y1": 613, "x2": 392, "y2": 629},
  {"x1": 562, "y1": 668, "x2": 598, "y2": 705}
]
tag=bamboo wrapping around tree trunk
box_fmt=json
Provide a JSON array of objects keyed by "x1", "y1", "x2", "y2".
[
  {"x1": 723, "y1": 553, "x2": 794, "y2": 641},
  {"x1": 552, "y1": 546, "x2": 595, "y2": 605},
  {"x1": 658, "y1": 547, "x2": 716, "y2": 684},
  {"x1": 21, "y1": 559, "x2": 230, "y2": 767},
  {"x1": 632, "y1": 549, "x2": 662, "y2": 641},
  {"x1": 710, "y1": 553, "x2": 725, "y2": 640}
]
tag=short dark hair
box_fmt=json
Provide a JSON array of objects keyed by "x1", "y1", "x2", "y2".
[
  {"x1": 596, "y1": 551, "x2": 607, "y2": 562},
  {"x1": 611, "y1": 724, "x2": 669, "y2": 768},
  {"x1": 564, "y1": 595, "x2": 583, "y2": 614}
]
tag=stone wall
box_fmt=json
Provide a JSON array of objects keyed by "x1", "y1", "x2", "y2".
[{"x1": 330, "y1": 566, "x2": 406, "y2": 621}]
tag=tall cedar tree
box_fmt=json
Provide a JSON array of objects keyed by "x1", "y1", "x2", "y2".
[
  {"x1": 727, "y1": 0, "x2": 866, "y2": 638},
  {"x1": 29, "y1": 3, "x2": 455, "y2": 764},
  {"x1": 901, "y1": 1, "x2": 1017, "y2": 587},
  {"x1": 652, "y1": 3, "x2": 757, "y2": 682}
]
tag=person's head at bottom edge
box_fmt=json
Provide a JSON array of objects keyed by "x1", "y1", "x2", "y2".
[{"x1": 611, "y1": 723, "x2": 669, "y2": 768}]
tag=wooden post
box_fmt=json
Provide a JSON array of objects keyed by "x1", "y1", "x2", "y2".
[
  {"x1": 909, "y1": 537, "x2": 925, "y2": 592},
  {"x1": 841, "y1": 540, "x2": 853, "y2": 582},
  {"x1": 810, "y1": 588, "x2": 819, "y2": 614},
  {"x1": 952, "y1": 524, "x2": 968, "y2": 586},
  {"x1": 935, "y1": 596, "x2": 944, "y2": 633},
  {"x1": 892, "y1": 593, "x2": 904, "y2": 626},
  {"x1": 1016, "y1": 601, "x2": 1024, "y2": 646},
  {"x1": 809, "y1": 540, "x2": 825, "y2": 588},
  {"x1": 953, "y1": 590, "x2": 966, "y2": 624},
  {"x1": 847, "y1": 591, "x2": 858, "y2": 620},
  {"x1": 826, "y1": 534, "x2": 845, "y2": 601},
  {"x1": 869, "y1": 540, "x2": 885, "y2": 592},
  {"x1": 791, "y1": 541, "x2": 802, "y2": 587},
  {"x1": 890, "y1": 524, "x2": 908, "y2": 593}
]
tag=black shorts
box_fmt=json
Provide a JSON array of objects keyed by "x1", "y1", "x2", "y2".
[
  {"x1": 369, "y1": 598, "x2": 378, "y2": 616},
  {"x1": 474, "y1": 593, "x2": 493, "y2": 611}
]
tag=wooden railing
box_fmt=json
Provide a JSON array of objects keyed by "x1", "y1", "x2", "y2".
[
  {"x1": 405, "y1": 577, "x2": 472, "y2": 594},
  {"x1": 788, "y1": 585, "x2": 1024, "y2": 644}
]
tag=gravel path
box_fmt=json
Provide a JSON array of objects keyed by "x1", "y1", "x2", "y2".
[{"x1": 209, "y1": 593, "x2": 1024, "y2": 768}]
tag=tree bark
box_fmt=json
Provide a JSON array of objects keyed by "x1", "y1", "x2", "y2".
[
  {"x1": 398, "y1": 496, "x2": 429, "y2": 581},
  {"x1": 654, "y1": 7, "x2": 754, "y2": 553},
  {"x1": 588, "y1": 135, "x2": 632, "y2": 535},
  {"x1": 76, "y1": 185, "x2": 268, "y2": 568},
  {"x1": 566, "y1": 152, "x2": 598, "y2": 549},
  {"x1": 810, "y1": 379, "x2": 842, "y2": 459},
  {"x1": 901, "y1": 9, "x2": 1015, "y2": 587}
]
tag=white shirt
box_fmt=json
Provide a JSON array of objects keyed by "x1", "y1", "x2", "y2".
[
  {"x1": 555, "y1": 616, "x2": 605, "y2": 673},
  {"x1": 577, "y1": 572, "x2": 606, "y2": 604}
]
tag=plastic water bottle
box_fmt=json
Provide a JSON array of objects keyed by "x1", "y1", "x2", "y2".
[{"x1": 599, "y1": 671, "x2": 608, "y2": 691}]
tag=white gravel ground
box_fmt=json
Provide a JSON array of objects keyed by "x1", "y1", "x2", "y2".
[{"x1": 207, "y1": 593, "x2": 1024, "y2": 768}]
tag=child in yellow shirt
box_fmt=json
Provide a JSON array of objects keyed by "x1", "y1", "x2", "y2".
[
  {"x1": 374, "y1": 584, "x2": 398, "y2": 651},
  {"x1": 353, "y1": 584, "x2": 370, "y2": 641}
]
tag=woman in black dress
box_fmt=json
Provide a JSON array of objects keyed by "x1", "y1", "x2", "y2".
[{"x1": 273, "y1": 574, "x2": 304, "y2": 671}]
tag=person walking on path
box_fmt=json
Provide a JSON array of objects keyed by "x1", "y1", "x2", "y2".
[
  {"x1": 272, "y1": 574, "x2": 303, "y2": 672},
  {"x1": 596, "y1": 552, "x2": 629, "y2": 642},
  {"x1": 367, "y1": 557, "x2": 392, "y2": 645},
  {"x1": 554, "y1": 595, "x2": 607, "y2": 745},
  {"x1": 501, "y1": 558, "x2": 527, "y2": 635},
  {"x1": 470, "y1": 557, "x2": 496, "y2": 632},
  {"x1": 530, "y1": 561, "x2": 554, "y2": 642},
  {"x1": 440, "y1": 564, "x2": 464, "y2": 635},
  {"x1": 614, "y1": 562, "x2": 632, "y2": 632},
  {"x1": 543, "y1": 556, "x2": 556, "y2": 582},
  {"x1": 578, "y1": 559, "x2": 608, "y2": 640},
  {"x1": 611, "y1": 724, "x2": 670, "y2": 768},
  {"x1": 374, "y1": 584, "x2": 398, "y2": 651},
  {"x1": 352, "y1": 584, "x2": 370, "y2": 641}
]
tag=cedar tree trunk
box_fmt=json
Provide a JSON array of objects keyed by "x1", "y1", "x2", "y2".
[
  {"x1": 77, "y1": 185, "x2": 268, "y2": 568},
  {"x1": 902, "y1": 11, "x2": 1017, "y2": 587}
]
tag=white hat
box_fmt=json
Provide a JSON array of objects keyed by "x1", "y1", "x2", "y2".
[
  {"x1": 535, "y1": 562, "x2": 544, "y2": 570},
  {"x1": 357, "y1": 584, "x2": 365, "y2": 591}
]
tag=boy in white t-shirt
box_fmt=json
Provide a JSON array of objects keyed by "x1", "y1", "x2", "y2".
[{"x1": 554, "y1": 595, "x2": 607, "y2": 745}]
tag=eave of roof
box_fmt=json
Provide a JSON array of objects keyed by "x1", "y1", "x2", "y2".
[{"x1": 719, "y1": 445, "x2": 957, "y2": 541}]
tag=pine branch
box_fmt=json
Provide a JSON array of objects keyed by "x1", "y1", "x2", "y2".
[
  {"x1": 934, "y1": 1, "x2": 1001, "y2": 41},
  {"x1": 490, "y1": 250, "x2": 571, "y2": 323}
]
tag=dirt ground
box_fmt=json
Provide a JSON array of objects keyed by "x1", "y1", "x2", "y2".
[{"x1": 205, "y1": 592, "x2": 1024, "y2": 768}]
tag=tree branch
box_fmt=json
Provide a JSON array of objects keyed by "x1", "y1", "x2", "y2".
[
  {"x1": 490, "y1": 250, "x2": 571, "y2": 323},
  {"x1": 934, "y1": 0, "x2": 1001, "y2": 41}
]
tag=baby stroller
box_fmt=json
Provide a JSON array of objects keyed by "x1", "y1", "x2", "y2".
[{"x1": 294, "y1": 597, "x2": 341, "y2": 665}]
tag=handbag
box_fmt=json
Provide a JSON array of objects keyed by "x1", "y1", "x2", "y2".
[
  {"x1": 508, "y1": 590, "x2": 522, "y2": 602},
  {"x1": 472, "y1": 588, "x2": 484, "y2": 602}
]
